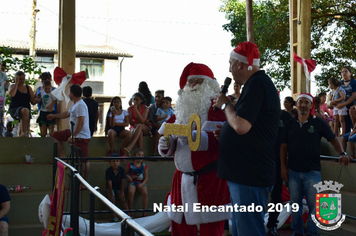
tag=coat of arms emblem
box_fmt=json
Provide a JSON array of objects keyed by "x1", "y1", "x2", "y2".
[{"x1": 311, "y1": 180, "x2": 346, "y2": 230}]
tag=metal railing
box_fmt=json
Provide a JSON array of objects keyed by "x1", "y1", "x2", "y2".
[
  {"x1": 320, "y1": 154, "x2": 356, "y2": 162},
  {"x1": 55, "y1": 157, "x2": 154, "y2": 236},
  {"x1": 52, "y1": 143, "x2": 356, "y2": 236}
]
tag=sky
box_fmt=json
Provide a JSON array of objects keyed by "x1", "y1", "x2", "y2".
[
  {"x1": 0, "y1": 0, "x2": 237, "y2": 106},
  {"x1": 0, "y1": 0, "x2": 315, "y2": 108}
]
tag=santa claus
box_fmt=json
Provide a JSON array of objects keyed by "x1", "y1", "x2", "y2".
[{"x1": 158, "y1": 62, "x2": 231, "y2": 236}]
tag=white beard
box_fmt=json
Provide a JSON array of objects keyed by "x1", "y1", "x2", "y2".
[{"x1": 175, "y1": 79, "x2": 220, "y2": 124}]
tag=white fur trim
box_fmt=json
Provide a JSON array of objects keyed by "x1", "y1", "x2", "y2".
[
  {"x1": 166, "y1": 195, "x2": 184, "y2": 224},
  {"x1": 297, "y1": 94, "x2": 313, "y2": 103},
  {"x1": 174, "y1": 138, "x2": 194, "y2": 172},
  {"x1": 158, "y1": 122, "x2": 165, "y2": 135},
  {"x1": 192, "y1": 131, "x2": 208, "y2": 151},
  {"x1": 181, "y1": 174, "x2": 203, "y2": 224},
  {"x1": 187, "y1": 75, "x2": 213, "y2": 81},
  {"x1": 170, "y1": 174, "x2": 231, "y2": 225},
  {"x1": 230, "y1": 50, "x2": 260, "y2": 66}
]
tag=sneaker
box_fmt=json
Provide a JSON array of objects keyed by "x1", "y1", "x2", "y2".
[
  {"x1": 107, "y1": 150, "x2": 115, "y2": 157},
  {"x1": 123, "y1": 148, "x2": 131, "y2": 157},
  {"x1": 118, "y1": 150, "x2": 126, "y2": 160}
]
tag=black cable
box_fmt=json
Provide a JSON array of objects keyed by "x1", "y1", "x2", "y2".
[{"x1": 336, "y1": 164, "x2": 344, "y2": 182}]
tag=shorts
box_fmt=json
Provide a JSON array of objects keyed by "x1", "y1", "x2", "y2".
[
  {"x1": 0, "y1": 216, "x2": 9, "y2": 224},
  {"x1": 52, "y1": 129, "x2": 90, "y2": 162},
  {"x1": 333, "y1": 107, "x2": 347, "y2": 116},
  {"x1": 342, "y1": 132, "x2": 356, "y2": 143},
  {"x1": 39, "y1": 110, "x2": 56, "y2": 126},
  {"x1": 106, "y1": 188, "x2": 123, "y2": 200},
  {"x1": 9, "y1": 106, "x2": 31, "y2": 120},
  {"x1": 129, "y1": 182, "x2": 147, "y2": 187},
  {"x1": 109, "y1": 126, "x2": 124, "y2": 137}
]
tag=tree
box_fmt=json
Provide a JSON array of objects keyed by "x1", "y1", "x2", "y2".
[
  {"x1": 0, "y1": 46, "x2": 43, "y2": 115},
  {"x1": 220, "y1": 0, "x2": 356, "y2": 92}
]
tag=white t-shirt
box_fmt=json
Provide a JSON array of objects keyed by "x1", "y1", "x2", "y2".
[
  {"x1": 108, "y1": 110, "x2": 128, "y2": 124},
  {"x1": 0, "y1": 72, "x2": 8, "y2": 107},
  {"x1": 40, "y1": 89, "x2": 57, "y2": 112},
  {"x1": 69, "y1": 99, "x2": 91, "y2": 139}
]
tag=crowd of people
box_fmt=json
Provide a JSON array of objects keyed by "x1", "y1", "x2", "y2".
[
  {"x1": 272, "y1": 67, "x2": 356, "y2": 236},
  {"x1": 281, "y1": 65, "x2": 356, "y2": 160},
  {"x1": 0, "y1": 46, "x2": 355, "y2": 236}
]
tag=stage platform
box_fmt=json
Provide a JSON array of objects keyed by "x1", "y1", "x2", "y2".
[{"x1": 0, "y1": 136, "x2": 355, "y2": 235}]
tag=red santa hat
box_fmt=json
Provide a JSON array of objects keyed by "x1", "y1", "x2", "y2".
[
  {"x1": 179, "y1": 62, "x2": 214, "y2": 89},
  {"x1": 230, "y1": 41, "x2": 260, "y2": 71},
  {"x1": 297, "y1": 93, "x2": 315, "y2": 117}
]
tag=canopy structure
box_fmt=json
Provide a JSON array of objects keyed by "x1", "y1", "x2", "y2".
[{"x1": 245, "y1": 0, "x2": 311, "y2": 97}]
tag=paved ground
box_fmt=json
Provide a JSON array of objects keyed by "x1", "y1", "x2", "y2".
[{"x1": 277, "y1": 229, "x2": 294, "y2": 236}]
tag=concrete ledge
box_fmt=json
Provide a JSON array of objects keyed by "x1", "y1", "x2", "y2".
[
  {"x1": 6, "y1": 160, "x2": 175, "y2": 225},
  {"x1": 320, "y1": 137, "x2": 353, "y2": 157},
  {"x1": 320, "y1": 221, "x2": 356, "y2": 236},
  {"x1": 9, "y1": 223, "x2": 43, "y2": 236},
  {"x1": 2, "y1": 136, "x2": 356, "y2": 236},
  {"x1": 0, "y1": 136, "x2": 155, "y2": 164},
  {"x1": 321, "y1": 160, "x2": 356, "y2": 192}
]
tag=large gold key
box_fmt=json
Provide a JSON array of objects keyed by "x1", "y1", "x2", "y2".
[{"x1": 164, "y1": 113, "x2": 201, "y2": 151}]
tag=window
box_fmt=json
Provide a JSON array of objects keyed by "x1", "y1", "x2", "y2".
[
  {"x1": 80, "y1": 59, "x2": 104, "y2": 80},
  {"x1": 35, "y1": 56, "x2": 55, "y2": 74}
]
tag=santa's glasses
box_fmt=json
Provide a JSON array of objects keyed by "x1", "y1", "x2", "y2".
[{"x1": 187, "y1": 78, "x2": 204, "y2": 85}]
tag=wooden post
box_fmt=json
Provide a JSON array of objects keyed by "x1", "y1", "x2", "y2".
[
  {"x1": 298, "y1": 0, "x2": 311, "y2": 94},
  {"x1": 246, "y1": 0, "x2": 255, "y2": 43},
  {"x1": 290, "y1": 0, "x2": 311, "y2": 99},
  {"x1": 57, "y1": 0, "x2": 76, "y2": 130},
  {"x1": 29, "y1": 0, "x2": 39, "y2": 57}
]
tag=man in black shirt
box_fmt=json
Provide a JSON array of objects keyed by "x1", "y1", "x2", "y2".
[
  {"x1": 82, "y1": 86, "x2": 99, "y2": 136},
  {"x1": 214, "y1": 41, "x2": 280, "y2": 236},
  {"x1": 280, "y1": 93, "x2": 351, "y2": 236},
  {"x1": 266, "y1": 110, "x2": 292, "y2": 236},
  {"x1": 146, "y1": 90, "x2": 164, "y2": 155}
]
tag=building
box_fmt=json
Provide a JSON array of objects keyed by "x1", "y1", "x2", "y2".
[{"x1": 0, "y1": 39, "x2": 133, "y2": 136}]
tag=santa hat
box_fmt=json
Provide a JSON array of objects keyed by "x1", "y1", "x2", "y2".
[
  {"x1": 297, "y1": 93, "x2": 315, "y2": 117},
  {"x1": 179, "y1": 62, "x2": 214, "y2": 89},
  {"x1": 230, "y1": 41, "x2": 260, "y2": 71}
]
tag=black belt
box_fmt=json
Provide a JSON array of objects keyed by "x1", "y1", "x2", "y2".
[{"x1": 184, "y1": 160, "x2": 218, "y2": 185}]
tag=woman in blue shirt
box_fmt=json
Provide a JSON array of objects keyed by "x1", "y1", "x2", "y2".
[{"x1": 337, "y1": 66, "x2": 356, "y2": 133}]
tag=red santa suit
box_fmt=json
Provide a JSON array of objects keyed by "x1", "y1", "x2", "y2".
[{"x1": 158, "y1": 62, "x2": 231, "y2": 236}]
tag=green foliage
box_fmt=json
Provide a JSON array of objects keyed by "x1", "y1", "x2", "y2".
[
  {"x1": 220, "y1": 0, "x2": 356, "y2": 92},
  {"x1": 0, "y1": 46, "x2": 43, "y2": 114}
]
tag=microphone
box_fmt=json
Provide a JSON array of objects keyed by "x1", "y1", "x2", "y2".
[
  {"x1": 214, "y1": 77, "x2": 232, "y2": 111},
  {"x1": 221, "y1": 77, "x2": 232, "y2": 94},
  {"x1": 70, "y1": 121, "x2": 75, "y2": 127}
]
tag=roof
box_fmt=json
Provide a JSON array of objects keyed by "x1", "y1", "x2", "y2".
[{"x1": 0, "y1": 39, "x2": 133, "y2": 59}]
